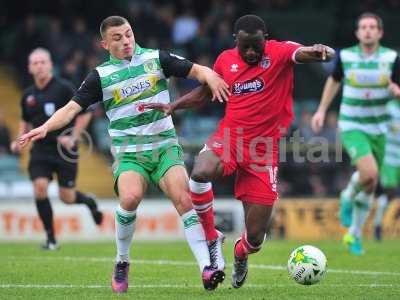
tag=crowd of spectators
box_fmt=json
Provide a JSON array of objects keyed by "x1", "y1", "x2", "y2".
[{"x1": 1, "y1": 0, "x2": 399, "y2": 196}]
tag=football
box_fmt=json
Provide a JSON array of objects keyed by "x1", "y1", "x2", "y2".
[{"x1": 287, "y1": 245, "x2": 327, "y2": 285}]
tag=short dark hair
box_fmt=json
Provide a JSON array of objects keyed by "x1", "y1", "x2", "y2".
[
  {"x1": 234, "y1": 15, "x2": 267, "y2": 35},
  {"x1": 100, "y1": 16, "x2": 129, "y2": 38},
  {"x1": 356, "y1": 12, "x2": 383, "y2": 30}
]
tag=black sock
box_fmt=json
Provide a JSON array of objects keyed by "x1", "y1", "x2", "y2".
[
  {"x1": 35, "y1": 198, "x2": 56, "y2": 243},
  {"x1": 75, "y1": 191, "x2": 97, "y2": 211}
]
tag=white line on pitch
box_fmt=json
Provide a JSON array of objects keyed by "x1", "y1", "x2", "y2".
[
  {"x1": 0, "y1": 283, "x2": 399, "y2": 289},
  {"x1": 3, "y1": 256, "x2": 400, "y2": 277}
]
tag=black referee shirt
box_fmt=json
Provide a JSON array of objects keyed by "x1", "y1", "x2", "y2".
[{"x1": 20, "y1": 77, "x2": 76, "y2": 148}]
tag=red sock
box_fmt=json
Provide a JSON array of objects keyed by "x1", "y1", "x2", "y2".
[
  {"x1": 234, "y1": 238, "x2": 249, "y2": 259},
  {"x1": 234, "y1": 233, "x2": 262, "y2": 259},
  {"x1": 191, "y1": 189, "x2": 218, "y2": 241}
]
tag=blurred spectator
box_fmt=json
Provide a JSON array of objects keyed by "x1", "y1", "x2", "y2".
[
  {"x1": 69, "y1": 17, "x2": 92, "y2": 54},
  {"x1": 212, "y1": 21, "x2": 235, "y2": 55},
  {"x1": 0, "y1": 110, "x2": 11, "y2": 154},
  {"x1": 172, "y1": 9, "x2": 199, "y2": 45},
  {"x1": 298, "y1": 111, "x2": 315, "y2": 143},
  {"x1": 13, "y1": 15, "x2": 48, "y2": 86},
  {"x1": 3, "y1": 0, "x2": 396, "y2": 197},
  {"x1": 46, "y1": 17, "x2": 70, "y2": 67},
  {"x1": 188, "y1": 24, "x2": 212, "y2": 60},
  {"x1": 61, "y1": 49, "x2": 85, "y2": 87}
]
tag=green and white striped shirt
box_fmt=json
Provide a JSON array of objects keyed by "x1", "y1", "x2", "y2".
[
  {"x1": 384, "y1": 100, "x2": 400, "y2": 166},
  {"x1": 333, "y1": 45, "x2": 399, "y2": 135},
  {"x1": 73, "y1": 44, "x2": 193, "y2": 154}
]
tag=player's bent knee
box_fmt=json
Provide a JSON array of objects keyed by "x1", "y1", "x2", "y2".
[
  {"x1": 33, "y1": 185, "x2": 48, "y2": 199},
  {"x1": 119, "y1": 192, "x2": 142, "y2": 211}
]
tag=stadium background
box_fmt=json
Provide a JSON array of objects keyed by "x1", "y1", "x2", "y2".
[{"x1": 0, "y1": 0, "x2": 399, "y2": 241}]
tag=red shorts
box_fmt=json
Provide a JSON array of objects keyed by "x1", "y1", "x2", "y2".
[{"x1": 206, "y1": 129, "x2": 279, "y2": 206}]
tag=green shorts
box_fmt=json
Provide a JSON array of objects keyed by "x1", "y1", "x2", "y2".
[
  {"x1": 340, "y1": 130, "x2": 385, "y2": 167},
  {"x1": 112, "y1": 144, "x2": 184, "y2": 194},
  {"x1": 380, "y1": 163, "x2": 400, "y2": 188}
]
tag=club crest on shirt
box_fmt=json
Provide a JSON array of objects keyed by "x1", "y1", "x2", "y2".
[
  {"x1": 44, "y1": 102, "x2": 56, "y2": 116},
  {"x1": 232, "y1": 77, "x2": 265, "y2": 95},
  {"x1": 143, "y1": 59, "x2": 159, "y2": 74},
  {"x1": 259, "y1": 55, "x2": 271, "y2": 69},
  {"x1": 26, "y1": 95, "x2": 36, "y2": 107}
]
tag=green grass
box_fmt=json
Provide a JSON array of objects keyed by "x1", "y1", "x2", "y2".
[{"x1": 1, "y1": 240, "x2": 399, "y2": 299}]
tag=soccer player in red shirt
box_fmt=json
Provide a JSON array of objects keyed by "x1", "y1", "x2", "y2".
[{"x1": 145, "y1": 15, "x2": 335, "y2": 289}]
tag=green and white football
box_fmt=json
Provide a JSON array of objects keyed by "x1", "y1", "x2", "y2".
[{"x1": 287, "y1": 245, "x2": 327, "y2": 285}]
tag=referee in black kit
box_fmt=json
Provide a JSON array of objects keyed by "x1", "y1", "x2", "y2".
[{"x1": 11, "y1": 48, "x2": 103, "y2": 250}]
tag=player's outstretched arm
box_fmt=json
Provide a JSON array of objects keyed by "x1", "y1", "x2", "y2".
[
  {"x1": 143, "y1": 85, "x2": 212, "y2": 115},
  {"x1": 311, "y1": 76, "x2": 341, "y2": 133},
  {"x1": 295, "y1": 44, "x2": 335, "y2": 63},
  {"x1": 19, "y1": 100, "x2": 82, "y2": 148},
  {"x1": 10, "y1": 121, "x2": 31, "y2": 153},
  {"x1": 187, "y1": 64, "x2": 230, "y2": 102}
]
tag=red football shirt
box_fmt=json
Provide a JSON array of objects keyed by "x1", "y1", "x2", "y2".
[{"x1": 213, "y1": 40, "x2": 303, "y2": 142}]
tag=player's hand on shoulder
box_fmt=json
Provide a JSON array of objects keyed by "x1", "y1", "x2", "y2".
[
  {"x1": 204, "y1": 70, "x2": 230, "y2": 103},
  {"x1": 311, "y1": 110, "x2": 326, "y2": 133},
  {"x1": 18, "y1": 125, "x2": 48, "y2": 148},
  {"x1": 297, "y1": 44, "x2": 335, "y2": 62}
]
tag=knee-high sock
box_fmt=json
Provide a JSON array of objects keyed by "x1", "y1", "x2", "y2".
[
  {"x1": 75, "y1": 191, "x2": 97, "y2": 210},
  {"x1": 182, "y1": 209, "x2": 210, "y2": 271},
  {"x1": 342, "y1": 171, "x2": 361, "y2": 200},
  {"x1": 234, "y1": 232, "x2": 263, "y2": 259},
  {"x1": 349, "y1": 191, "x2": 373, "y2": 238},
  {"x1": 35, "y1": 198, "x2": 55, "y2": 243},
  {"x1": 374, "y1": 194, "x2": 388, "y2": 227},
  {"x1": 189, "y1": 179, "x2": 218, "y2": 241},
  {"x1": 115, "y1": 205, "x2": 136, "y2": 262}
]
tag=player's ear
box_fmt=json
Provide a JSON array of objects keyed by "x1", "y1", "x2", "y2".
[
  {"x1": 354, "y1": 27, "x2": 361, "y2": 40},
  {"x1": 378, "y1": 29, "x2": 384, "y2": 39},
  {"x1": 27, "y1": 63, "x2": 33, "y2": 75},
  {"x1": 100, "y1": 39, "x2": 109, "y2": 51},
  {"x1": 232, "y1": 34, "x2": 238, "y2": 43}
]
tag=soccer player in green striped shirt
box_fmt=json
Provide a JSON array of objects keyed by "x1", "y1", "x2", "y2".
[
  {"x1": 19, "y1": 16, "x2": 230, "y2": 292},
  {"x1": 311, "y1": 12, "x2": 400, "y2": 255},
  {"x1": 375, "y1": 81, "x2": 400, "y2": 240}
]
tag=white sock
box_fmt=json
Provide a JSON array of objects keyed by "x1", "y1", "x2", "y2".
[
  {"x1": 115, "y1": 205, "x2": 136, "y2": 262},
  {"x1": 374, "y1": 194, "x2": 388, "y2": 227},
  {"x1": 189, "y1": 179, "x2": 212, "y2": 194},
  {"x1": 182, "y1": 209, "x2": 210, "y2": 271},
  {"x1": 349, "y1": 191, "x2": 372, "y2": 238},
  {"x1": 342, "y1": 171, "x2": 361, "y2": 199}
]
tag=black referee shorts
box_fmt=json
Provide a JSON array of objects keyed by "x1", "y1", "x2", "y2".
[{"x1": 28, "y1": 146, "x2": 78, "y2": 188}]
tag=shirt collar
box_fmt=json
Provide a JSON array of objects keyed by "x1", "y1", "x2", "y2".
[
  {"x1": 357, "y1": 44, "x2": 380, "y2": 59},
  {"x1": 109, "y1": 43, "x2": 143, "y2": 64}
]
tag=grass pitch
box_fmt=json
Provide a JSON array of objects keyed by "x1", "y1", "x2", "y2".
[{"x1": 1, "y1": 240, "x2": 399, "y2": 299}]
